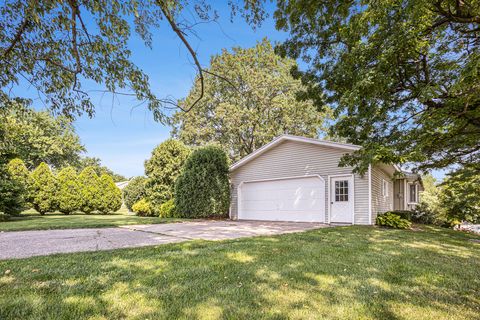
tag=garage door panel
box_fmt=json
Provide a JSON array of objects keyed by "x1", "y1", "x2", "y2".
[{"x1": 238, "y1": 176, "x2": 325, "y2": 222}]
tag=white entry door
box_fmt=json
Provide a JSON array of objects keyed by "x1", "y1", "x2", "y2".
[
  {"x1": 238, "y1": 176, "x2": 325, "y2": 222},
  {"x1": 330, "y1": 175, "x2": 354, "y2": 223}
]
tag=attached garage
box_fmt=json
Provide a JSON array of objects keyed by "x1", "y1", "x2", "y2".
[{"x1": 238, "y1": 175, "x2": 325, "y2": 222}]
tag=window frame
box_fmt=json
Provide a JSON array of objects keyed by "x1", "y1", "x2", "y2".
[
  {"x1": 382, "y1": 179, "x2": 389, "y2": 198},
  {"x1": 408, "y1": 183, "x2": 418, "y2": 204}
]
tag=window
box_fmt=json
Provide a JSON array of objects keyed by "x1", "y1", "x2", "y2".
[
  {"x1": 382, "y1": 179, "x2": 389, "y2": 197},
  {"x1": 409, "y1": 184, "x2": 418, "y2": 203},
  {"x1": 335, "y1": 180, "x2": 349, "y2": 202}
]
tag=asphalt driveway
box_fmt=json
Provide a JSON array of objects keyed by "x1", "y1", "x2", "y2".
[{"x1": 0, "y1": 220, "x2": 327, "y2": 260}]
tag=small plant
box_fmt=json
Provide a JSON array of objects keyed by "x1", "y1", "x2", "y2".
[
  {"x1": 376, "y1": 212, "x2": 411, "y2": 229},
  {"x1": 123, "y1": 176, "x2": 147, "y2": 211},
  {"x1": 132, "y1": 198, "x2": 154, "y2": 217},
  {"x1": 158, "y1": 199, "x2": 178, "y2": 218}
]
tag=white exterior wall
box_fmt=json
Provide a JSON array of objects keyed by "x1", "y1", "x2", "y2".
[
  {"x1": 371, "y1": 166, "x2": 394, "y2": 222},
  {"x1": 230, "y1": 140, "x2": 371, "y2": 225}
]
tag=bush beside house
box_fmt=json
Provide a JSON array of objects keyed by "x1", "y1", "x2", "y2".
[
  {"x1": 144, "y1": 139, "x2": 190, "y2": 211},
  {"x1": 175, "y1": 146, "x2": 230, "y2": 218}
]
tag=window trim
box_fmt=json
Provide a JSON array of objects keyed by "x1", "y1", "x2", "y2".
[
  {"x1": 407, "y1": 183, "x2": 418, "y2": 204},
  {"x1": 382, "y1": 179, "x2": 389, "y2": 198}
]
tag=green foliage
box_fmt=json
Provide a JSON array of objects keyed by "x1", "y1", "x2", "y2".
[
  {"x1": 384, "y1": 210, "x2": 413, "y2": 221},
  {"x1": 0, "y1": 101, "x2": 84, "y2": 169},
  {"x1": 123, "y1": 177, "x2": 147, "y2": 211},
  {"x1": 78, "y1": 167, "x2": 101, "y2": 214},
  {"x1": 376, "y1": 212, "x2": 412, "y2": 229},
  {"x1": 97, "y1": 174, "x2": 122, "y2": 214},
  {"x1": 77, "y1": 157, "x2": 126, "y2": 183},
  {"x1": 158, "y1": 199, "x2": 178, "y2": 218},
  {"x1": 144, "y1": 139, "x2": 190, "y2": 208},
  {"x1": 56, "y1": 167, "x2": 82, "y2": 215},
  {"x1": 132, "y1": 199, "x2": 154, "y2": 217},
  {"x1": 172, "y1": 39, "x2": 331, "y2": 163},
  {"x1": 0, "y1": 1, "x2": 266, "y2": 120},
  {"x1": 439, "y1": 165, "x2": 480, "y2": 224},
  {"x1": 175, "y1": 146, "x2": 230, "y2": 218},
  {"x1": 31, "y1": 162, "x2": 57, "y2": 214},
  {"x1": 2, "y1": 158, "x2": 32, "y2": 215},
  {"x1": 275, "y1": 0, "x2": 480, "y2": 174},
  {"x1": 0, "y1": 213, "x2": 10, "y2": 222}
]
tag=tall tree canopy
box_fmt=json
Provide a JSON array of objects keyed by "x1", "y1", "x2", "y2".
[
  {"x1": 0, "y1": 0, "x2": 267, "y2": 120},
  {"x1": 76, "y1": 157, "x2": 126, "y2": 182},
  {"x1": 0, "y1": 100, "x2": 85, "y2": 169},
  {"x1": 172, "y1": 39, "x2": 331, "y2": 162},
  {"x1": 274, "y1": 0, "x2": 480, "y2": 174}
]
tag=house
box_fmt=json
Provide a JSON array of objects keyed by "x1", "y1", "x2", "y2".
[{"x1": 229, "y1": 135, "x2": 423, "y2": 225}]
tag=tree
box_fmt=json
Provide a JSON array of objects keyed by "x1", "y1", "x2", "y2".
[
  {"x1": 172, "y1": 39, "x2": 331, "y2": 163},
  {"x1": 1, "y1": 158, "x2": 31, "y2": 215},
  {"x1": 97, "y1": 174, "x2": 122, "y2": 214},
  {"x1": 0, "y1": 1, "x2": 267, "y2": 120},
  {"x1": 123, "y1": 176, "x2": 147, "y2": 211},
  {"x1": 78, "y1": 166, "x2": 101, "y2": 214},
  {"x1": 144, "y1": 139, "x2": 190, "y2": 209},
  {"x1": 56, "y1": 166, "x2": 82, "y2": 215},
  {"x1": 274, "y1": 0, "x2": 480, "y2": 174},
  {"x1": 31, "y1": 162, "x2": 57, "y2": 214},
  {"x1": 175, "y1": 146, "x2": 230, "y2": 218},
  {"x1": 77, "y1": 157, "x2": 126, "y2": 183},
  {"x1": 440, "y1": 165, "x2": 480, "y2": 223},
  {"x1": 0, "y1": 101, "x2": 85, "y2": 169}
]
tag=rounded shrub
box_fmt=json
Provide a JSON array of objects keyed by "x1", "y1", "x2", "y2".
[
  {"x1": 144, "y1": 139, "x2": 190, "y2": 208},
  {"x1": 78, "y1": 166, "x2": 101, "y2": 214},
  {"x1": 123, "y1": 176, "x2": 147, "y2": 211},
  {"x1": 174, "y1": 146, "x2": 230, "y2": 218},
  {"x1": 56, "y1": 166, "x2": 82, "y2": 215},
  {"x1": 4, "y1": 158, "x2": 32, "y2": 215},
  {"x1": 376, "y1": 212, "x2": 411, "y2": 229},
  {"x1": 158, "y1": 199, "x2": 178, "y2": 218},
  {"x1": 97, "y1": 174, "x2": 122, "y2": 214},
  {"x1": 31, "y1": 162, "x2": 57, "y2": 214},
  {"x1": 132, "y1": 198, "x2": 154, "y2": 217}
]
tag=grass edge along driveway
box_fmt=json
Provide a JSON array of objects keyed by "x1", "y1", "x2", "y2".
[
  {"x1": 1, "y1": 225, "x2": 479, "y2": 319},
  {"x1": 0, "y1": 211, "x2": 182, "y2": 232}
]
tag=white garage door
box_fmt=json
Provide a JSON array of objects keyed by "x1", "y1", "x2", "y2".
[{"x1": 238, "y1": 176, "x2": 325, "y2": 222}]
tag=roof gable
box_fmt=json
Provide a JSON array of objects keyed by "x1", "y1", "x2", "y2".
[{"x1": 229, "y1": 135, "x2": 361, "y2": 172}]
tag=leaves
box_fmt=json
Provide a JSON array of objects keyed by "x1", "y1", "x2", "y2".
[
  {"x1": 171, "y1": 39, "x2": 331, "y2": 163},
  {"x1": 274, "y1": 0, "x2": 480, "y2": 173}
]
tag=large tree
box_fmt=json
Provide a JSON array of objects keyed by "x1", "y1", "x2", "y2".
[
  {"x1": 274, "y1": 0, "x2": 480, "y2": 174},
  {"x1": 0, "y1": 0, "x2": 267, "y2": 120},
  {"x1": 77, "y1": 157, "x2": 126, "y2": 182},
  {"x1": 0, "y1": 100, "x2": 85, "y2": 169},
  {"x1": 172, "y1": 39, "x2": 331, "y2": 162}
]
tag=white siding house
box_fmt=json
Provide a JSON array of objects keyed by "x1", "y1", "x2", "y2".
[{"x1": 229, "y1": 135, "x2": 422, "y2": 225}]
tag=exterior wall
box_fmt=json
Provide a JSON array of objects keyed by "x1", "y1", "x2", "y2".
[
  {"x1": 229, "y1": 140, "x2": 370, "y2": 225},
  {"x1": 393, "y1": 179, "x2": 405, "y2": 210},
  {"x1": 371, "y1": 166, "x2": 394, "y2": 221}
]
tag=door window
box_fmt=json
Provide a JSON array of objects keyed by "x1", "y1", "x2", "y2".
[{"x1": 335, "y1": 180, "x2": 349, "y2": 202}]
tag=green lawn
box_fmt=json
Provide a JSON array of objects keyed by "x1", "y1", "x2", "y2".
[
  {"x1": 0, "y1": 226, "x2": 479, "y2": 319},
  {"x1": 0, "y1": 209, "x2": 181, "y2": 232}
]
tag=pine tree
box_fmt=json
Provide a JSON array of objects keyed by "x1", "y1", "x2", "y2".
[
  {"x1": 78, "y1": 166, "x2": 101, "y2": 214},
  {"x1": 97, "y1": 174, "x2": 122, "y2": 214},
  {"x1": 56, "y1": 167, "x2": 82, "y2": 215},
  {"x1": 31, "y1": 162, "x2": 57, "y2": 214}
]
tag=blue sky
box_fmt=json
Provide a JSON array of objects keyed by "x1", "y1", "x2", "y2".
[{"x1": 73, "y1": 3, "x2": 286, "y2": 178}]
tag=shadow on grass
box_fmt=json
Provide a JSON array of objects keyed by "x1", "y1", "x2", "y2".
[{"x1": 1, "y1": 226, "x2": 479, "y2": 319}]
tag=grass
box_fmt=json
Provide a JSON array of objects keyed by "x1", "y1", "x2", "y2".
[
  {"x1": 1, "y1": 225, "x2": 479, "y2": 319},
  {"x1": 0, "y1": 208, "x2": 181, "y2": 232}
]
